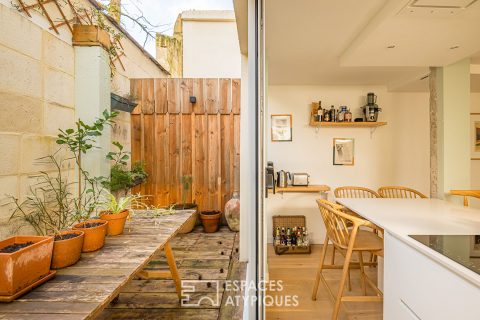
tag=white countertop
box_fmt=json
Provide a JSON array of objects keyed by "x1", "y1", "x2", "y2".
[{"x1": 336, "y1": 198, "x2": 480, "y2": 287}]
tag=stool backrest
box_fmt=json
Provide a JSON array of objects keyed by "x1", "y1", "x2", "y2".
[
  {"x1": 334, "y1": 186, "x2": 380, "y2": 198},
  {"x1": 378, "y1": 186, "x2": 427, "y2": 199},
  {"x1": 316, "y1": 199, "x2": 371, "y2": 250}
]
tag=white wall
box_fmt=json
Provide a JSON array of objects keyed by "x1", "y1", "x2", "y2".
[
  {"x1": 470, "y1": 92, "x2": 480, "y2": 208},
  {"x1": 266, "y1": 85, "x2": 430, "y2": 243},
  {"x1": 183, "y1": 15, "x2": 241, "y2": 78}
]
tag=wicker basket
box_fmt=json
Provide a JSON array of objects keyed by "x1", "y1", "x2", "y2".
[{"x1": 272, "y1": 215, "x2": 311, "y2": 255}]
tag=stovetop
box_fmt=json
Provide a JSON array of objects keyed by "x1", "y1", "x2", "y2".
[{"x1": 409, "y1": 235, "x2": 480, "y2": 276}]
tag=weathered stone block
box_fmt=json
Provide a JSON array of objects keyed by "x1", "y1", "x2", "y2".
[
  {"x1": 0, "y1": 134, "x2": 20, "y2": 175},
  {"x1": 44, "y1": 67, "x2": 74, "y2": 107},
  {"x1": 0, "y1": 5, "x2": 42, "y2": 60},
  {"x1": 20, "y1": 134, "x2": 56, "y2": 174},
  {"x1": 0, "y1": 92, "x2": 42, "y2": 133},
  {"x1": 0, "y1": 175, "x2": 19, "y2": 224},
  {"x1": 44, "y1": 103, "x2": 75, "y2": 136},
  {"x1": 0, "y1": 46, "x2": 42, "y2": 98},
  {"x1": 44, "y1": 31, "x2": 74, "y2": 75}
]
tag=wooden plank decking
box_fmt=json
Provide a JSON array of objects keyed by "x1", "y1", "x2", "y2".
[
  {"x1": 0, "y1": 211, "x2": 193, "y2": 320},
  {"x1": 98, "y1": 226, "x2": 243, "y2": 320}
]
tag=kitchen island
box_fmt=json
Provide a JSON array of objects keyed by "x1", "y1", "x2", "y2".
[{"x1": 336, "y1": 198, "x2": 480, "y2": 320}]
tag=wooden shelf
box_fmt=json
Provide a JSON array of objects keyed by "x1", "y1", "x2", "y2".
[
  {"x1": 269, "y1": 185, "x2": 330, "y2": 194},
  {"x1": 309, "y1": 121, "x2": 387, "y2": 128}
]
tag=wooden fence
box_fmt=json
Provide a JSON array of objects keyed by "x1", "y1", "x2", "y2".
[{"x1": 130, "y1": 78, "x2": 241, "y2": 212}]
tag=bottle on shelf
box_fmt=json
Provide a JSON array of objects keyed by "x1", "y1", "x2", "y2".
[
  {"x1": 292, "y1": 227, "x2": 297, "y2": 246},
  {"x1": 281, "y1": 227, "x2": 286, "y2": 245},
  {"x1": 316, "y1": 101, "x2": 323, "y2": 122},
  {"x1": 296, "y1": 227, "x2": 303, "y2": 246},
  {"x1": 286, "y1": 228, "x2": 292, "y2": 246},
  {"x1": 275, "y1": 227, "x2": 281, "y2": 245},
  {"x1": 330, "y1": 105, "x2": 336, "y2": 122},
  {"x1": 302, "y1": 227, "x2": 309, "y2": 247},
  {"x1": 344, "y1": 108, "x2": 352, "y2": 122}
]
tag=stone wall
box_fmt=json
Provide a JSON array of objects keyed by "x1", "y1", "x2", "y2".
[
  {"x1": 0, "y1": 4, "x2": 76, "y2": 237},
  {"x1": 0, "y1": 2, "x2": 168, "y2": 238}
]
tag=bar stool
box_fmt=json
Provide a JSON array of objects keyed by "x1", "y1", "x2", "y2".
[
  {"x1": 450, "y1": 190, "x2": 480, "y2": 206},
  {"x1": 378, "y1": 186, "x2": 427, "y2": 198},
  {"x1": 312, "y1": 199, "x2": 383, "y2": 320}
]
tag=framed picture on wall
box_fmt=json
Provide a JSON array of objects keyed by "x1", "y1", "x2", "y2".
[
  {"x1": 471, "y1": 113, "x2": 480, "y2": 160},
  {"x1": 333, "y1": 138, "x2": 355, "y2": 166},
  {"x1": 271, "y1": 114, "x2": 292, "y2": 142}
]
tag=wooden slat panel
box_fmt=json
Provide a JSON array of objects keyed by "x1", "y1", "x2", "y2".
[
  {"x1": 131, "y1": 114, "x2": 142, "y2": 194},
  {"x1": 220, "y1": 115, "x2": 232, "y2": 210},
  {"x1": 181, "y1": 114, "x2": 193, "y2": 203},
  {"x1": 219, "y1": 79, "x2": 232, "y2": 114},
  {"x1": 130, "y1": 80, "x2": 142, "y2": 115},
  {"x1": 167, "y1": 79, "x2": 180, "y2": 114},
  {"x1": 205, "y1": 79, "x2": 219, "y2": 114},
  {"x1": 207, "y1": 115, "x2": 220, "y2": 210},
  {"x1": 143, "y1": 115, "x2": 155, "y2": 200},
  {"x1": 232, "y1": 79, "x2": 241, "y2": 115},
  {"x1": 154, "y1": 78, "x2": 167, "y2": 113},
  {"x1": 141, "y1": 79, "x2": 155, "y2": 114},
  {"x1": 168, "y1": 115, "x2": 181, "y2": 204},
  {"x1": 130, "y1": 78, "x2": 240, "y2": 214},
  {"x1": 155, "y1": 114, "x2": 169, "y2": 206},
  {"x1": 193, "y1": 79, "x2": 205, "y2": 114},
  {"x1": 180, "y1": 79, "x2": 194, "y2": 114},
  {"x1": 233, "y1": 115, "x2": 241, "y2": 192},
  {"x1": 194, "y1": 115, "x2": 207, "y2": 211}
]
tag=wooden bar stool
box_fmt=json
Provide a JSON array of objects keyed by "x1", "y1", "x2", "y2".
[
  {"x1": 450, "y1": 190, "x2": 480, "y2": 206},
  {"x1": 378, "y1": 186, "x2": 427, "y2": 199},
  {"x1": 312, "y1": 199, "x2": 383, "y2": 320}
]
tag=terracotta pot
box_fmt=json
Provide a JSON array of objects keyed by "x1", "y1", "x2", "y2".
[
  {"x1": 0, "y1": 236, "x2": 54, "y2": 296},
  {"x1": 172, "y1": 204, "x2": 198, "y2": 234},
  {"x1": 51, "y1": 230, "x2": 84, "y2": 269},
  {"x1": 99, "y1": 210, "x2": 129, "y2": 236},
  {"x1": 72, "y1": 219, "x2": 108, "y2": 252},
  {"x1": 200, "y1": 211, "x2": 222, "y2": 233}
]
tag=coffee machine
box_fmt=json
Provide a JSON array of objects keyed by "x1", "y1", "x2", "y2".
[
  {"x1": 362, "y1": 92, "x2": 382, "y2": 122},
  {"x1": 266, "y1": 161, "x2": 275, "y2": 197}
]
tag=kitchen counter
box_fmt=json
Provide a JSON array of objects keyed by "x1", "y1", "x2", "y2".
[{"x1": 336, "y1": 198, "x2": 480, "y2": 320}]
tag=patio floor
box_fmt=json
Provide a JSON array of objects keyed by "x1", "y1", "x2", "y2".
[{"x1": 98, "y1": 226, "x2": 243, "y2": 320}]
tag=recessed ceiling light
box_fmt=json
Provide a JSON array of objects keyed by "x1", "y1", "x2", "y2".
[
  {"x1": 450, "y1": 45, "x2": 460, "y2": 50},
  {"x1": 387, "y1": 45, "x2": 396, "y2": 49}
]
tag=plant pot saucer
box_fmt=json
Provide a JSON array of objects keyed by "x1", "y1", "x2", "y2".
[{"x1": 0, "y1": 270, "x2": 56, "y2": 303}]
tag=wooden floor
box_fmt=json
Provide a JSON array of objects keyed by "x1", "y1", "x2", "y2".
[
  {"x1": 267, "y1": 244, "x2": 383, "y2": 320},
  {"x1": 98, "y1": 226, "x2": 243, "y2": 320}
]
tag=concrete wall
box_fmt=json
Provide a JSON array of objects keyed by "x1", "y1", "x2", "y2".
[
  {"x1": 266, "y1": 85, "x2": 430, "y2": 244},
  {"x1": 182, "y1": 11, "x2": 241, "y2": 78},
  {"x1": 0, "y1": 1, "x2": 167, "y2": 238}
]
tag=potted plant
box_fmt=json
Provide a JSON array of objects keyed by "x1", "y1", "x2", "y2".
[
  {"x1": 0, "y1": 235, "x2": 54, "y2": 299},
  {"x1": 199, "y1": 211, "x2": 222, "y2": 233},
  {"x1": 173, "y1": 176, "x2": 198, "y2": 234},
  {"x1": 57, "y1": 110, "x2": 118, "y2": 253},
  {"x1": 98, "y1": 193, "x2": 145, "y2": 236},
  {"x1": 106, "y1": 141, "x2": 148, "y2": 197},
  {"x1": 9, "y1": 155, "x2": 84, "y2": 269}
]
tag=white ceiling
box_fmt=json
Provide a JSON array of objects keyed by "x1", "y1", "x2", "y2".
[{"x1": 265, "y1": 0, "x2": 480, "y2": 91}]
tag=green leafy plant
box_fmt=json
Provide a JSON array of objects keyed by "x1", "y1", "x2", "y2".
[
  {"x1": 106, "y1": 142, "x2": 148, "y2": 194},
  {"x1": 8, "y1": 155, "x2": 76, "y2": 236},
  {"x1": 99, "y1": 192, "x2": 146, "y2": 215},
  {"x1": 56, "y1": 110, "x2": 118, "y2": 221}
]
